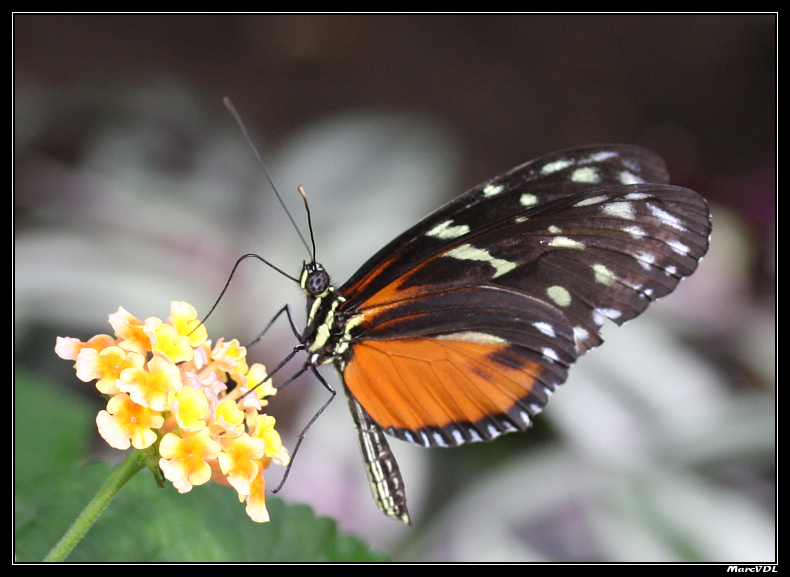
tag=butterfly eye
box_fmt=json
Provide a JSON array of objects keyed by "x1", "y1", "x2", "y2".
[{"x1": 305, "y1": 268, "x2": 330, "y2": 296}]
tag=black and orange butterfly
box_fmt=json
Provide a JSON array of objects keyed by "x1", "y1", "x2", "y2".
[{"x1": 244, "y1": 143, "x2": 711, "y2": 524}]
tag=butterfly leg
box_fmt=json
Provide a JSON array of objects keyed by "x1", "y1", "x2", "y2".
[
  {"x1": 271, "y1": 365, "x2": 337, "y2": 494},
  {"x1": 247, "y1": 303, "x2": 302, "y2": 348},
  {"x1": 237, "y1": 342, "x2": 306, "y2": 405}
]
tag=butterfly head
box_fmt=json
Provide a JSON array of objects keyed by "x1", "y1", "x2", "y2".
[{"x1": 300, "y1": 261, "x2": 331, "y2": 297}]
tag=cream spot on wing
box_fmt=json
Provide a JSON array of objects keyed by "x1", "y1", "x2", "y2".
[
  {"x1": 648, "y1": 204, "x2": 686, "y2": 231},
  {"x1": 435, "y1": 332, "x2": 508, "y2": 345},
  {"x1": 598, "y1": 308, "x2": 622, "y2": 320},
  {"x1": 547, "y1": 285, "x2": 571, "y2": 307},
  {"x1": 620, "y1": 172, "x2": 645, "y2": 184},
  {"x1": 426, "y1": 219, "x2": 471, "y2": 240},
  {"x1": 520, "y1": 193, "x2": 539, "y2": 207},
  {"x1": 668, "y1": 240, "x2": 690, "y2": 255},
  {"x1": 542, "y1": 348, "x2": 560, "y2": 362},
  {"x1": 574, "y1": 195, "x2": 608, "y2": 207},
  {"x1": 483, "y1": 183, "x2": 505, "y2": 197},
  {"x1": 571, "y1": 166, "x2": 601, "y2": 183},
  {"x1": 541, "y1": 158, "x2": 573, "y2": 174},
  {"x1": 622, "y1": 225, "x2": 646, "y2": 239},
  {"x1": 592, "y1": 263, "x2": 616, "y2": 285},
  {"x1": 532, "y1": 322, "x2": 555, "y2": 337},
  {"x1": 633, "y1": 251, "x2": 656, "y2": 270},
  {"x1": 583, "y1": 150, "x2": 618, "y2": 163},
  {"x1": 344, "y1": 314, "x2": 366, "y2": 333},
  {"x1": 573, "y1": 326, "x2": 590, "y2": 347},
  {"x1": 443, "y1": 244, "x2": 516, "y2": 278},
  {"x1": 548, "y1": 236, "x2": 586, "y2": 249},
  {"x1": 602, "y1": 201, "x2": 635, "y2": 220}
]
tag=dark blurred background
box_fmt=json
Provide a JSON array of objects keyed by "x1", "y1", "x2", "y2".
[{"x1": 14, "y1": 15, "x2": 775, "y2": 561}]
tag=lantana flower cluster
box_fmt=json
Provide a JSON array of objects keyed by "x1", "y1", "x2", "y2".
[{"x1": 55, "y1": 301, "x2": 289, "y2": 523}]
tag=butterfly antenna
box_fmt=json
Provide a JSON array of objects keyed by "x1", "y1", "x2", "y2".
[
  {"x1": 223, "y1": 97, "x2": 313, "y2": 258},
  {"x1": 297, "y1": 185, "x2": 317, "y2": 261},
  {"x1": 196, "y1": 253, "x2": 300, "y2": 330}
]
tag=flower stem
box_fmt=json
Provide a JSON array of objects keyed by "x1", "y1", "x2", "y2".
[{"x1": 43, "y1": 450, "x2": 146, "y2": 562}]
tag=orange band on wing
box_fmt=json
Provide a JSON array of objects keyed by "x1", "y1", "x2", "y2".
[{"x1": 343, "y1": 337, "x2": 544, "y2": 432}]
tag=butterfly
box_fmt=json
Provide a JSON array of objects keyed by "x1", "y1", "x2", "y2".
[{"x1": 270, "y1": 144, "x2": 711, "y2": 524}]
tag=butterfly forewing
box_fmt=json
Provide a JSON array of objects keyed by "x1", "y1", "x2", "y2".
[
  {"x1": 335, "y1": 145, "x2": 711, "y2": 450},
  {"x1": 340, "y1": 145, "x2": 674, "y2": 307}
]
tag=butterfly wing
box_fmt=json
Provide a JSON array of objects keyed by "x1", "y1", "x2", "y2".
[
  {"x1": 333, "y1": 145, "x2": 710, "y2": 521},
  {"x1": 338, "y1": 145, "x2": 711, "y2": 446},
  {"x1": 341, "y1": 144, "x2": 674, "y2": 307}
]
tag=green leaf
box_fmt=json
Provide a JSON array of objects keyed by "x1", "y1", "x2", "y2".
[
  {"x1": 14, "y1": 367, "x2": 95, "y2": 481},
  {"x1": 14, "y1": 369, "x2": 388, "y2": 562}
]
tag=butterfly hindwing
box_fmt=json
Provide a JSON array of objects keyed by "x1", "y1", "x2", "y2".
[{"x1": 343, "y1": 285, "x2": 576, "y2": 446}]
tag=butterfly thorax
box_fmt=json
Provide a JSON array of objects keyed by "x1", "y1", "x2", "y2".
[{"x1": 300, "y1": 262, "x2": 361, "y2": 370}]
